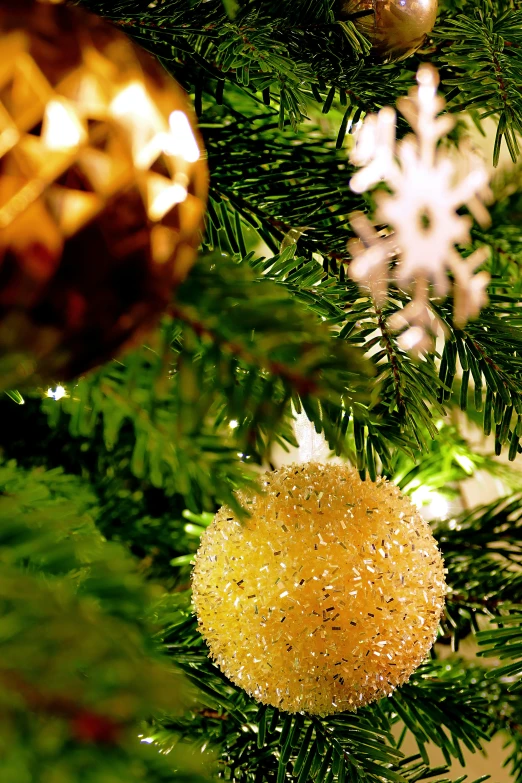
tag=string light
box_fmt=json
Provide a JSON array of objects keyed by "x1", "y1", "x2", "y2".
[
  {"x1": 46, "y1": 385, "x2": 67, "y2": 401},
  {"x1": 411, "y1": 486, "x2": 450, "y2": 520}
]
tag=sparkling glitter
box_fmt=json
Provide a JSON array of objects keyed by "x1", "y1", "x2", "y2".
[{"x1": 191, "y1": 463, "x2": 446, "y2": 716}]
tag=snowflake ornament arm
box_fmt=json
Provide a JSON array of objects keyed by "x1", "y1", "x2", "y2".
[
  {"x1": 347, "y1": 212, "x2": 398, "y2": 306},
  {"x1": 347, "y1": 64, "x2": 492, "y2": 352},
  {"x1": 349, "y1": 107, "x2": 398, "y2": 193}
]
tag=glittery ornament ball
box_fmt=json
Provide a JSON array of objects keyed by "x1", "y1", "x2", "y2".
[
  {"x1": 0, "y1": 0, "x2": 208, "y2": 389},
  {"x1": 192, "y1": 463, "x2": 446, "y2": 716},
  {"x1": 340, "y1": 0, "x2": 438, "y2": 62}
]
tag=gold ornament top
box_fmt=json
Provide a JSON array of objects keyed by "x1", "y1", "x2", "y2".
[
  {"x1": 0, "y1": 0, "x2": 207, "y2": 262},
  {"x1": 341, "y1": 0, "x2": 438, "y2": 62},
  {"x1": 192, "y1": 463, "x2": 446, "y2": 715}
]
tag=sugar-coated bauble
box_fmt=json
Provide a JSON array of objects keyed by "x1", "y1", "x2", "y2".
[
  {"x1": 192, "y1": 463, "x2": 446, "y2": 715},
  {"x1": 0, "y1": 0, "x2": 208, "y2": 389},
  {"x1": 340, "y1": 0, "x2": 438, "y2": 62}
]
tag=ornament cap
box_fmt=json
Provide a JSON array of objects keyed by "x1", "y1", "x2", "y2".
[{"x1": 340, "y1": 0, "x2": 438, "y2": 62}]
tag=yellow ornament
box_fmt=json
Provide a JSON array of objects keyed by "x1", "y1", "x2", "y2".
[
  {"x1": 192, "y1": 463, "x2": 446, "y2": 716},
  {"x1": 0, "y1": 0, "x2": 208, "y2": 388},
  {"x1": 340, "y1": 0, "x2": 438, "y2": 62}
]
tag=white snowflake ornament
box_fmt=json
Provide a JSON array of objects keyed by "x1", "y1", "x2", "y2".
[{"x1": 348, "y1": 64, "x2": 492, "y2": 348}]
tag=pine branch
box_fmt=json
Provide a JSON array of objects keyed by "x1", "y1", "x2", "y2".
[
  {"x1": 80, "y1": 0, "x2": 522, "y2": 165},
  {"x1": 203, "y1": 112, "x2": 365, "y2": 261},
  {"x1": 479, "y1": 615, "x2": 522, "y2": 689},
  {"x1": 435, "y1": 494, "x2": 522, "y2": 647},
  {"x1": 153, "y1": 594, "x2": 502, "y2": 783},
  {"x1": 154, "y1": 594, "x2": 410, "y2": 783},
  {"x1": 80, "y1": 0, "x2": 403, "y2": 130},
  {"x1": 387, "y1": 661, "x2": 491, "y2": 766},
  {"x1": 434, "y1": 297, "x2": 522, "y2": 460},
  {"x1": 38, "y1": 251, "x2": 371, "y2": 510},
  {"x1": 42, "y1": 333, "x2": 261, "y2": 514},
  {"x1": 0, "y1": 461, "x2": 208, "y2": 783},
  {"x1": 436, "y1": 1, "x2": 522, "y2": 164},
  {"x1": 198, "y1": 103, "x2": 522, "y2": 470},
  {"x1": 392, "y1": 422, "x2": 515, "y2": 490}
]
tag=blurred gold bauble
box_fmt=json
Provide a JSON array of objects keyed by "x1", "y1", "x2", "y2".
[
  {"x1": 192, "y1": 463, "x2": 446, "y2": 715},
  {"x1": 0, "y1": 0, "x2": 208, "y2": 388},
  {"x1": 340, "y1": 0, "x2": 438, "y2": 62}
]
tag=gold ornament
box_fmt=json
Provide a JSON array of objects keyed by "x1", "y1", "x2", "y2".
[
  {"x1": 0, "y1": 0, "x2": 208, "y2": 388},
  {"x1": 192, "y1": 463, "x2": 446, "y2": 716},
  {"x1": 340, "y1": 0, "x2": 438, "y2": 62}
]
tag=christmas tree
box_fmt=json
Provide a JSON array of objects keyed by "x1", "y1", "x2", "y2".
[{"x1": 1, "y1": 0, "x2": 522, "y2": 781}]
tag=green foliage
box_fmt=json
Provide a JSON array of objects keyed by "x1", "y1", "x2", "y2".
[
  {"x1": 47, "y1": 0, "x2": 522, "y2": 483},
  {"x1": 202, "y1": 107, "x2": 366, "y2": 259},
  {"x1": 0, "y1": 461, "x2": 209, "y2": 783},
  {"x1": 4, "y1": 390, "x2": 24, "y2": 406},
  {"x1": 479, "y1": 615, "x2": 522, "y2": 689},
  {"x1": 4, "y1": 0, "x2": 522, "y2": 779},
  {"x1": 435, "y1": 493, "x2": 522, "y2": 649},
  {"x1": 80, "y1": 0, "x2": 384, "y2": 130},
  {"x1": 81, "y1": 0, "x2": 522, "y2": 167},
  {"x1": 435, "y1": 298, "x2": 522, "y2": 460},
  {"x1": 390, "y1": 421, "x2": 519, "y2": 502},
  {"x1": 388, "y1": 662, "x2": 491, "y2": 766},
  {"x1": 436, "y1": 0, "x2": 522, "y2": 165},
  {"x1": 477, "y1": 617, "x2": 522, "y2": 783},
  {"x1": 0, "y1": 395, "x2": 197, "y2": 586},
  {"x1": 40, "y1": 250, "x2": 370, "y2": 512},
  {"x1": 147, "y1": 593, "x2": 500, "y2": 783}
]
